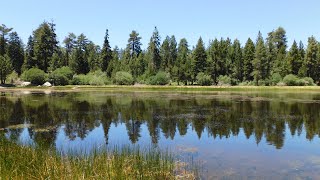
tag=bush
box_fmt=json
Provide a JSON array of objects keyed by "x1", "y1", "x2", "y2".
[
  {"x1": 271, "y1": 73, "x2": 282, "y2": 85},
  {"x1": 283, "y1": 74, "x2": 299, "y2": 86},
  {"x1": 49, "y1": 66, "x2": 73, "y2": 86},
  {"x1": 21, "y1": 68, "x2": 47, "y2": 85},
  {"x1": 72, "y1": 70, "x2": 111, "y2": 86},
  {"x1": 147, "y1": 71, "x2": 170, "y2": 85},
  {"x1": 282, "y1": 74, "x2": 315, "y2": 86},
  {"x1": 301, "y1": 77, "x2": 315, "y2": 86},
  {"x1": 6, "y1": 71, "x2": 19, "y2": 84},
  {"x1": 196, "y1": 72, "x2": 212, "y2": 86},
  {"x1": 114, "y1": 71, "x2": 134, "y2": 85},
  {"x1": 218, "y1": 75, "x2": 231, "y2": 86}
]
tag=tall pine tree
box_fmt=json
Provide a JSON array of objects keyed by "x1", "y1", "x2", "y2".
[{"x1": 101, "y1": 29, "x2": 113, "y2": 72}]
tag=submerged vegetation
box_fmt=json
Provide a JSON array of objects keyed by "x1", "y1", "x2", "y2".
[{"x1": 0, "y1": 137, "x2": 196, "y2": 179}]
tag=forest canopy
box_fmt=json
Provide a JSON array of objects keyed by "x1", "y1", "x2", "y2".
[{"x1": 0, "y1": 22, "x2": 319, "y2": 86}]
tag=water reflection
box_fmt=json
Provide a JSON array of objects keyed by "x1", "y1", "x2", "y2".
[{"x1": 1, "y1": 91, "x2": 319, "y2": 150}]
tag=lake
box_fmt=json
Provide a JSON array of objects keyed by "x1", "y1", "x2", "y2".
[{"x1": 1, "y1": 90, "x2": 320, "y2": 179}]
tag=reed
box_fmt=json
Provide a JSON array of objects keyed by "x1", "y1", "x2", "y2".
[{"x1": 0, "y1": 138, "x2": 196, "y2": 179}]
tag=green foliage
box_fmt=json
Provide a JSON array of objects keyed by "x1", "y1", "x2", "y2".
[
  {"x1": 192, "y1": 37, "x2": 207, "y2": 80},
  {"x1": 0, "y1": 55, "x2": 13, "y2": 84},
  {"x1": 271, "y1": 73, "x2": 282, "y2": 85},
  {"x1": 147, "y1": 71, "x2": 170, "y2": 85},
  {"x1": 6, "y1": 71, "x2": 18, "y2": 84},
  {"x1": 196, "y1": 72, "x2": 212, "y2": 86},
  {"x1": 7, "y1": 32, "x2": 24, "y2": 75},
  {"x1": 114, "y1": 71, "x2": 134, "y2": 85},
  {"x1": 72, "y1": 70, "x2": 110, "y2": 86},
  {"x1": 101, "y1": 29, "x2": 113, "y2": 71},
  {"x1": 49, "y1": 66, "x2": 73, "y2": 85},
  {"x1": 218, "y1": 75, "x2": 231, "y2": 86},
  {"x1": 243, "y1": 38, "x2": 255, "y2": 81},
  {"x1": 21, "y1": 68, "x2": 47, "y2": 85},
  {"x1": 282, "y1": 74, "x2": 314, "y2": 86}
]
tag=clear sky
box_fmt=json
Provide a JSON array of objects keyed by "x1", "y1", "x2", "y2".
[{"x1": 1, "y1": 0, "x2": 320, "y2": 49}]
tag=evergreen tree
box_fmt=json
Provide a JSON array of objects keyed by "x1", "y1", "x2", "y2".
[
  {"x1": 0, "y1": 55, "x2": 12, "y2": 84},
  {"x1": 24, "y1": 36, "x2": 36, "y2": 70},
  {"x1": 268, "y1": 27, "x2": 288, "y2": 77},
  {"x1": 0, "y1": 24, "x2": 13, "y2": 56},
  {"x1": 100, "y1": 29, "x2": 113, "y2": 71},
  {"x1": 71, "y1": 34, "x2": 90, "y2": 74},
  {"x1": 243, "y1": 38, "x2": 255, "y2": 81},
  {"x1": 175, "y1": 38, "x2": 189, "y2": 85},
  {"x1": 253, "y1": 32, "x2": 267, "y2": 85},
  {"x1": 192, "y1": 37, "x2": 207, "y2": 81},
  {"x1": 106, "y1": 46, "x2": 120, "y2": 77},
  {"x1": 286, "y1": 40, "x2": 302, "y2": 75},
  {"x1": 303, "y1": 36, "x2": 319, "y2": 82},
  {"x1": 87, "y1": 43, "x2": 101, "y2": 72},
  {"x1": 63, "y1": 33, "x2": 76, "y2": 66},
  {"x1": 207, "y1": 39, "x2": 220, "y2": 84},
  {"x1": 127, "y1": 30, "x2": 142, "y2": 58},
  {"x1": 147, "y1": 27, "x2": 161, "y2": 74},
  {"x1": 7, "y1": 32, "x2": 24, "y2": 74},
  {"x1": 298, "y1": 41, "x2": 306, "y2": 77},
  {"x1": 231, "y1": 39, "x2": 243, "y2": 83},
  {"x1": 33, "y1": 21, "x2": 59, "y2": 72},
  {"x1": 160, "y1": 36, "x2": 170, "y2": 71},
  {"x1": 168, "y1": 35, "x2": 177, "y2": 75}
]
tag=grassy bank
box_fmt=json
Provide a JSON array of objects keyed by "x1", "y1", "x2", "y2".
[
  {"x1": 0, "y1": 138, "x2": 195, "y2": 179},
  {"x1": 2, "y1": 84, "x2": 320, "y2": 93}
]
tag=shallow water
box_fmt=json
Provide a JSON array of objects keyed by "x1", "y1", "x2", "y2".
[{"x1": 1, "y1": 91, "x2": 320, "y2": 179}]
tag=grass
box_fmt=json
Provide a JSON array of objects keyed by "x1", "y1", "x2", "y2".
[
  {"x1": 0, "y1": 138, "x2": 196, "y2": 179},
  {"x1": 3, "y1": 84, "x2": 320, "y2": 93}
]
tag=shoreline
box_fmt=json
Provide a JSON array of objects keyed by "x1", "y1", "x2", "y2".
[{"x1": 1, "y1": 85, "x2": 320, "y2": 93}]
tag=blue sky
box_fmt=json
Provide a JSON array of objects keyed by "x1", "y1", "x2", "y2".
[{"x1": 1, "y1": 0, "x2": 319, "y2": 49}]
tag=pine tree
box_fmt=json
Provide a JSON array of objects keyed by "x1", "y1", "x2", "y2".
[
  {"x1": 127, "y1": 30, "x2": 142, "y2": 58},
  {"x1": 0, "y1": 55, "x2": 12, "y2": 84},
  {"x1": 207, "y1": 39, "x2": 220, "y2": 83},
  {"x1": 243, "y1": 38, "x2": 255, "y2": 81},
  {"x1": 33, "y1": 21, "x2": 59, "y2": 72},
  {"x1": 101, "y1": 29, "x2": 113, "y2": 71},
  {"x1": 253, "y1": 32, "x2": 267, "y2": 85},
  {"x1": 192, "y1": 37, "x2": 207, "y2": 81},
  {"x1": 71, "y1": 34, "x2": 90, "y2": 74},
  {"x1": 160, "y1": 36, "x2": 170, "y2": 71},
  {"x1": 303, "y1": 36, "x2": 319, "y2": 82},
  {"x1": 24, "y1": 36, "x2": 36, "y2": 70},
  {"x1": 63, "y1": 33, "x2": 76, "y2": 66},
  {"x1": 268, "y1": 27, "x2": 287, "y2": 77},
  {"x1": 147, "y1": 27, "x2": 161, "y2": 74},
  {"x1": 7, "y1": 32, "x2": 24, "y2": 75},
  {"x1": 297, "y1": 41, "x2": 306, "y2": 77},
  {"x1": 0, "y1": 24, "x2": 13, "y2": 56},
  {"x1": 231, "y1": 39, "x2": 243, "y2": 83},
  {"x1": 286, "y1": 40, "x2": 302, "y2": 75},
  {"x1": 168, "y1": 35, "x2": 177, "y2": 75}
]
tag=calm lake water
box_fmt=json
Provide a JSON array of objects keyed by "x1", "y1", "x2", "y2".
[{"x1": 1, "y1": 90, "x2": 320, "y2": 179}]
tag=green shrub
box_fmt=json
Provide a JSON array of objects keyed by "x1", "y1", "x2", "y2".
[
  {"x1": 147, "y1": 71, "x2": 170, "y2": 85},
  {"x1": 21, "y1": 68, "x2": 47, "y2": 85},
  {"x1": 271, "y1": 73, "x2": 282, "y2": 85},
  {"x1": 196, "y1": 72, "x2": 212, "y2": 86},
  {"x1": 49, "y1": 66, "x2": 73, "y2": 85},
  {"x1": 218, "y1": 75, "x2": 231, "y2": 86},
  {"x1": 114, "y1": 71, "x2": 134, "y2": 85},
  {"x1": 72, "y1": 74, "x2": 91, "y2": 85},
  {"x1": 283, "y1": 74, "x2": 299, "y2": 86},
  {"x1": 6, "y1": 71, "x2": 19, "y2": 84},
  {"x1": 301, "y1": 77, "x2": 315, "y2": 86}
]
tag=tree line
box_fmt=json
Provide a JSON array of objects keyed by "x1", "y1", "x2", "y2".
[{"x1": 0, "y1": 22, "x2": 320, "y2": 85}]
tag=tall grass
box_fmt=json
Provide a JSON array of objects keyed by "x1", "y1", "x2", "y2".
[{"x1": 0, "y1": 138, "x2": 196, "y2": 179}]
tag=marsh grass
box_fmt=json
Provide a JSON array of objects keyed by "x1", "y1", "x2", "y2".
[{"x1": 0, "y1": 138, "x2": 196, "y2": 179}]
